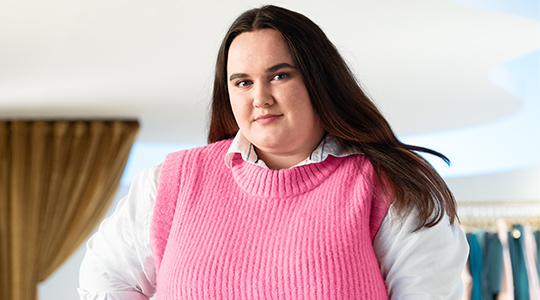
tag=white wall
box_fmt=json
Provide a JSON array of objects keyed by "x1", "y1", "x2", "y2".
[{"x1": 446, "y1": 166, "x2": 540, "y2": 201}]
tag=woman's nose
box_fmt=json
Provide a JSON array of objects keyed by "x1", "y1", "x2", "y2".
[{"x1": 252, "y1": 83, "x2": 274, "y2": 108}]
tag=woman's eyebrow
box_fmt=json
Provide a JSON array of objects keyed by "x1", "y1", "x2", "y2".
[
  {"x1": 267, "y1": 63, "x2": 296, "y2": 72},
  {"x1": 229, "y1": 63, "x2": 296, "y2": 81},
  {"x1": 229, "y1": 73, "x2": 248, "y2": 81}
]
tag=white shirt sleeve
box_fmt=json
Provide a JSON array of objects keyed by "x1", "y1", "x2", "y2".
[
  {"x1": 78, "y1": 164, "x2": 161, "y2": 300},
  {"x1": 373, "y1": 206, "x2": 469, "y2": 300}
]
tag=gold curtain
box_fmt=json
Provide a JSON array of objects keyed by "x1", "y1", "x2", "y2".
[{"x1": 0, "y1": 120, "x2": 139, "y2": 300}]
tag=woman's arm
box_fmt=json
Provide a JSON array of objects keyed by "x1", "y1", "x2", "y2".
[
  {"x1": 78, "y1": 164, "x2": 161, "y2": 300},
  {"x1": 373, "y1": 206, "x2": 469, "y2": 300}
]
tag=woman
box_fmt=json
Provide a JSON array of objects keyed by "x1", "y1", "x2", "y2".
[{"x1": 79, "y1": 5, "x2": 468, "y2": 299}]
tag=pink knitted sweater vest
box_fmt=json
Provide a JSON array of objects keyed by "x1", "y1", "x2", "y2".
[{"x1": 151, "y1": 139, "x2": 391, "y2": 299}]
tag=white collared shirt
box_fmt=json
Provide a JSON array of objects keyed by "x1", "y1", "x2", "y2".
[
  {"x1": 79, "y1": 131, "x2": 469, "y2": 299},
  {"x1": 224, "y1": 130, "x2": 353, "y2": 169}
]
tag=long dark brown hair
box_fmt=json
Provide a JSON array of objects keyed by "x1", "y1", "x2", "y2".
[{"x1": 209, "y1": 5, "x2": 457, "y2": 230}]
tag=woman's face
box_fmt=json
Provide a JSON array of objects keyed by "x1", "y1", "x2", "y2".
[{"x1": 227, "y1": 29, "x2": 324, "y2": 166}]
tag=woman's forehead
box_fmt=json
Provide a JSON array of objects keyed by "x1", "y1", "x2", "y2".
[{"x1": 227, "y1": 29, "x2": 293, "y2": 73}]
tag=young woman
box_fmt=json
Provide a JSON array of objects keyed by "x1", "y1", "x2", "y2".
[{"x1": 79, "y1": 5, "x2": 468, "y2": 299}]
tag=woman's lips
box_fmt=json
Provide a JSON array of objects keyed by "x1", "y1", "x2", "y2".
[{"x1": 255, "y1": 114, "x2": 282, "y2": 125}]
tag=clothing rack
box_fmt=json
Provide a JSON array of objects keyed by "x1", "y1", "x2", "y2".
[{"x1": 457, "y1": 200, "x2": 540, "y2": 231}]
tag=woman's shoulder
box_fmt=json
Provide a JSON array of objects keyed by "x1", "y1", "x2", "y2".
[
  {"x1": 336, "y1": 153, "x2": 377, "y2": 179},
  {"x1": 125, "y1": 139, "x2": 234, "y2": 197}
]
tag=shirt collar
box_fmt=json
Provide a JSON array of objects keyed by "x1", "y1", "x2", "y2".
[{"x1": 224, "y1": 129, "x2": 358, "y2": 169}]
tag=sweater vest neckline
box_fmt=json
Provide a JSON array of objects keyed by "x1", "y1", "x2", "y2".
[{"x1": 229, "y1": 153, "x2": 342, "y2": 198}]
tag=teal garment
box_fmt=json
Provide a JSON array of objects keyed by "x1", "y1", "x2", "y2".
[
  {"x1": 535, "y1": 231, "x2": 539, "y2": 280},
  {"x1": 476, "y1": 228, "x2": 486, "y2": 253},
  {"x1": 483, "y1": 232, "x2": 503, "y2": 299},
  {"x1": 508, "y1": 224, "x2": 529, "y2": 300},
  {"x1": 474, "y1": 230, "x2": 489, "y2": 300},
  {"x1": 468, "y1": 233, "x2": 483, "y2": 300}
]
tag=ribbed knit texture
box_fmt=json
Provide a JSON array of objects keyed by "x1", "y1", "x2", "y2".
[{"x1": 151, "y1": 139, "x2": 391, "y2": 300}]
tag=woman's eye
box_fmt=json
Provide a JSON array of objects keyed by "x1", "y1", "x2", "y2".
[
  {"x1": 236, "y1": 80, "x2": 252, "y2": 87},
  {"x1": 272, "y1": 73, "x2": 290, "y2": 81}
]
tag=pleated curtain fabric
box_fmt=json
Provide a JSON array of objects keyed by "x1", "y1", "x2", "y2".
[{"x1": 0, "y1": 120, "x2": 139, "y2": 300}]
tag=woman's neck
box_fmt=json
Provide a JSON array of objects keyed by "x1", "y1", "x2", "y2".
[
  {"x1": 253, "y1": 133, "x2": 326, "y2": 170},
  {"x1": 254, "y1": 148, "x2": 308, "y2": 170}
]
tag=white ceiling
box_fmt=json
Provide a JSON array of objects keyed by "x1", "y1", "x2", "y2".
[{"x1": 1, "y1": 0, "x2": 539, "y2": 201}]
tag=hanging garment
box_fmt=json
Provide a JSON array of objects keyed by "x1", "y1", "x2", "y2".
[
  {"x1": 523, "y1": 225, "x2": 540, "y2": 298},
  {"x1": 497, "y1": 219, "x2": 514, "y2": 300},
  {"x1": 473, "y1": 228, "x2": 493, "y2": 300},
  {"x1": 535, "y1": 231, "x2": 540, "y2": 281},
  {"x1": 462, "y1": 225, "x2": 473, "y2": 300},
  {"x1": 468, "y1": 233, "x2": 483, "y2": 300},
  {"x1": 484, "y1": 232, "x2": 504, "y2": 299},
  {"x1": 463, "y1": 259, "x2": 473, "y2": 300},
  {"x1": 508, "y1": 224, "x2": 529, "y2": 300}
]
